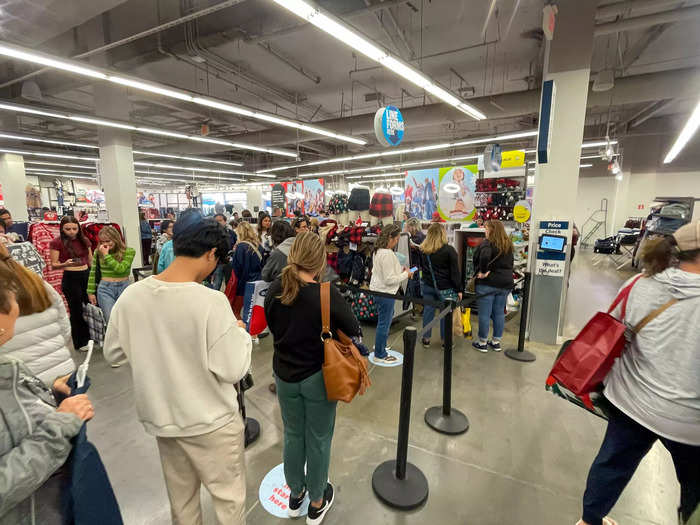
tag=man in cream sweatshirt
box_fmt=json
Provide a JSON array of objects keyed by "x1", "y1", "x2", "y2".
[{"x1": 104, "y1": 210, "x2": 252, "y2": 525}]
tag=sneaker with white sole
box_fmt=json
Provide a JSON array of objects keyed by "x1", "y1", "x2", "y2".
[
  {"x1": 575, "y1": 519, "x2": 617, "y2": 525},
  {"x1": 488, "y1": 340, "x2": 502, "y2": 352},
  {"x1": 306, "y1": 483, "x2": 334, "y2": 525},
  {"x1": 472, "y1": 341, "x2": 488, "y2": 353},
  {"x1": 375, "y1": 354, "x2": 399, "y2": 364},
  {"x1": 288, "y1": 488, "x2": 306, "y2": 518}
]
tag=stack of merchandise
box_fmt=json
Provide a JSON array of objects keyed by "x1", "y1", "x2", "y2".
[{"x1": 474, "y1": 178, "x2": 524, "y2": 222}]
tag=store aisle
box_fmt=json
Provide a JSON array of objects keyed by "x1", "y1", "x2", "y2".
[{"x1": 82, "y1": 295, "x2": 678, "y2": 525}]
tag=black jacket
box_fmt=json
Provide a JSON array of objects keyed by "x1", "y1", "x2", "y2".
[
  {"x1": 473, "y1": 239, "x2": 514, "y2": 289},
  {"x1": 420, "y1": 244, "x2": 461, "y2": 292}
]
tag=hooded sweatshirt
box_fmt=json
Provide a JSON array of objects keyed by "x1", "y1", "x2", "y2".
[
  {"x1": 605, "y1": 267, "x2": 700, "y2": 445},
  {"x1": 261, "y1": 237, "x2": 295, "y2": 282}
]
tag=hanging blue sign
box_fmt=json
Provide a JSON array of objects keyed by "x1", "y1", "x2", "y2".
[{"x1": 374, "y1": 105, "x2": 405, "y2": 147}]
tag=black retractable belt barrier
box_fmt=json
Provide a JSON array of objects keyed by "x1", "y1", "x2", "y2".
[
  {"x1": 424, "y1": 303, "x2": 470, "y2": 435},
  {"x1": 372, "y1": 327, "x2": 429, "y2": 509},
  {"x1": 505, "y1": 272, "x2": 536, "y2": 362},
  {"x1": 236, "y1": 377, "x2": 261, "y2": 448}
]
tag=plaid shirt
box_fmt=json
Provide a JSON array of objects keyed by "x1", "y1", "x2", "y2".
[
  {"x1": 349, "y1": 226, "x2": 365, "y2": 245},
  {"x1": 82, "y1": 303, "x2": 105, "y2": 346},
  {"x1": 369, "y1": 192, "x2": 394, "y2": 218}
]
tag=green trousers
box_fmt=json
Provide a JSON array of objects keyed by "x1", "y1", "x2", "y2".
[{"x1": 276, "y1": 370, "x2": 337, "y2": 502}]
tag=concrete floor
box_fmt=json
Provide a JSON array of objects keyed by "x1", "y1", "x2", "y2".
[{"x1": 81, "y1": 250, "x2": 679, "y2": 525}]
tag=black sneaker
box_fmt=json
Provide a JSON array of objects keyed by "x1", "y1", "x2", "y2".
[
  {"x1": 306, "y1": 483, "x2": 334, "y2": 525},
  {"x1": 488, "y1": 340, "x2": 502, "y2": 352},
  {"x1": 288, "y1": 488, "x2": 306, "y2": 518},
  {"x1": 421, "y1": 338, "x2": 430, "y2": 348}
]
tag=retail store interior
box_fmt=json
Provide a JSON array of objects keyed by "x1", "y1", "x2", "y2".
[{"x1": 0, "y1": 1, "x2": 699, "y2": 524}]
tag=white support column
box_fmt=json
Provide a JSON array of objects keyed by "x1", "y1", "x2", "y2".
[
  {"x1": 0, "y1": 153, "x2": 28, "y2": 222},
  {"x1": 93, "y1": 84, "x2": 143, "y2": 266},
  {"x1": 529, "y1": 0, "x2": 597, "y2": 344}
]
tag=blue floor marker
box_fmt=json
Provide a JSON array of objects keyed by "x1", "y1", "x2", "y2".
[
  {"x1": 259, "y1": 463, "x2": 310, "y2": 518},
  {"x1": 369, "y1": 349, "x2": 404, "y2": 367}
]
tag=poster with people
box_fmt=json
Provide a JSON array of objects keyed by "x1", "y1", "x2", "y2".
[
  {"x1": 303, "y1": 179, "x2": 325, "y2": 216},
  {"x1": 284, "y1": 181, "x2": 304, "y2": 217},
  {"x1": 438, "y1": 165, "x2": 478, "y2": 221},
  {"x1": 404, "y1": 169, "x2": 439, "y2": 220}
]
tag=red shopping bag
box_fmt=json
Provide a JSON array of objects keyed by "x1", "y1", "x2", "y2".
[
  {"x1": 548, "y1": 274, "x2": 643, "y2": 396},
  {"x1": 224, "y1": 270, "x2": 238, "y2": 309}
]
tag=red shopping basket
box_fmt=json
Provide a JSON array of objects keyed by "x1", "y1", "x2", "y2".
[{"x1": 548, "y1": 275, "x2": 643, "y2": 396}]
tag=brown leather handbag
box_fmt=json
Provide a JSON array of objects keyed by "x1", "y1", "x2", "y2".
[{"x1": 320, "y1": 281, "x2": 371, "y2": 403}]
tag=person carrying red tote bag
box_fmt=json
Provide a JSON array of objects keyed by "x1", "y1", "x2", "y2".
[{"x1": 548, "y1": 273, "x2": 677, "y2": 398}]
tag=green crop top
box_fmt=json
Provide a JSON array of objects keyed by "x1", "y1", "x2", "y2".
[{"x1": 87, "y1": 247, "x2": 136, "y2": 294}]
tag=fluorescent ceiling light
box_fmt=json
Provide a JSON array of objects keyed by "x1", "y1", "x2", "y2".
[
  {"x1": 133, "y1": 161, "x2": 253, "y2": 176},
  {"x1": 579, "y1": 163, "x2": 593, "y2": 168},
  {"x1": 0, "y1": 40, "x2": 365, "y2": 146},
  {"x1": 30, "y1": 172, "x2": 96, "y2": 180},
  {"x1": 0, "y1": 147, "x2": 98, "y2": 161},
  {"x1": 258, "y1": 130, "x2": 536, "y2": 174},
  {"x1": 134, "y1": 169, "x2": 243, "y2": 181},
  {"x1": 664, "y1": 99, "x2": 700, "y2": 164},
  {"x1": 270, "y1": 0, "x2": 485, "y2": 120},
  {"x1": 26, "y1": 168, "x2": 96, "y2": 176},
  {"x1": 298, "y1": 154, "x2": 478, "y2": 178},
  {"x1": 24, "y1": 161, "x2": 97, "y2": 170},
  {"x1": 0, "y1": 44, "x2": 107, "y2": 79},
  {"x1": 0, "y1": 101, "x2": 297, "y2": 158},
  {"x1": 345, "y1": 171, "x2": 404, "y2": 180},
  {"x1": 581, "y1": 139, "x2": 618, "y2": 149},
  {"x1": 580, "y1": 153, "x2": 619, "y2": 160},
  {"x1": 132, "y1": 150, "x2": 243, "y2": 167},
  {"x1": 0, "y1": 132, "x2": 98, "y2": 149}
]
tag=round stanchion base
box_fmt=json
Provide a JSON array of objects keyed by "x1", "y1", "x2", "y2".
[
  {"x1": 424, "y1": 407, "x2": 469, "y2": 435},
  {"x1": 504, "y1": 348, "x2": 536, "y2": 362},
  {"x1": 244, "y1": 418, "x2": 260, "y2": 448},
  {"x1": 372, "y1": 460, "x2": 429, "y2": 510}
]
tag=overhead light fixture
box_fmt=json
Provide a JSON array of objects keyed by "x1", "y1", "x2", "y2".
[
  {"x1": 0, "y1": 101, "x2": 298, "y2": 158},
  {"x1": 25, "y1": 168, "x2": 96, "y2": 176},
  {"x1": 269, "y1": 0, "x2": 485, "y2": 120},
  {"x1": 24, "y1": 161, "x2": 97, "y2": 170},
  {"x1": 345, "y1": 171, "x2": 404, "y2": 180},
  {"x1": 298, "y1": 154, "x2": 478, "y2": 178},
  {"x1": 30, "y1": 171, "x2": 96, "y2": 180},
  {"x1": 0, "y1": 147, "x2": 98, "y2": 161},
  {"x1": 0, "y1": 40, "x2": 366, "y2": 146},
  {"x1": 0, "y1": 132, "x2": 98, "y2": 149},
  {"x1": 132, "y1": 150, "x2": 243, "y2": 167},
  {"x1": 579, "y1": 163, "x2": 593, "y2": 168},
  {"x1": 664, "y1": 99, "x2": 700, "y2": 164},
  {"x1": 257, "y1": 130, "x2": 536, "y2": 173},
  {"x1": 134, "y1": 169, "x2": 244, "y2": 181},
  {"x1": 133, "y1": 161, "x2": 253, "y2": 176},
  {"x1": 581, "y1": 139, "x2": 618, "y2": 149},
  {"x1": 609, "y1": 159, "x2": 621, "y2": 175}
]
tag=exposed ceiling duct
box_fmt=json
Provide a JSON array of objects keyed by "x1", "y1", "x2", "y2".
[{"x1": 594, "y1": 5, "x2": 700, "y2": 36}]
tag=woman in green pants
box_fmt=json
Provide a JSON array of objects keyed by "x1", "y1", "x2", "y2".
[{"x1": 264, "y1": 232, "x2": 361, "y2": 525}]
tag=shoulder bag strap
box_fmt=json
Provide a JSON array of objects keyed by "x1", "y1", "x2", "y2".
[
  {"x1": 320, "y1": 281, "x2": 331, "y2": 337},
  {"x1": 631, "y1": 298, "x2": 678, "y2": 334},
  {"x1": 607, "y1": 273, "x2": 644, "y2": 319},
  {"x1": 426, "y1": 253, "x2": 439, "y2": 288}
]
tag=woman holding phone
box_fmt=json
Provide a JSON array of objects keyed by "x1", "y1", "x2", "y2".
[
  {"x1": 50, "y1": 216, "x2": 92, "y2": 351},
  {"x1": 87, "y1": 226, "x2": 135, "y2": 325}
]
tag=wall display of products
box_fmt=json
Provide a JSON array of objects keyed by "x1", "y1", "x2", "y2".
[
  {"x1": 303, "y1": 178, "x2": 325, "y2": 216},
  {"x1": 438, "y1": 165, "x2": 478, "y2": 221},
  {"x1": 474, "y1": 177, "x2": 525, "y2": 222}
]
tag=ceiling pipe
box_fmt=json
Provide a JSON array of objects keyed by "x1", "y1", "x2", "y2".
[
  {"x1": 0, "y1": 0, "x2": 248, "y2": 90},
  {"x1": 594, "y1": 5, "x2": 700, "y2": 36},
  {"x1": 595, "y1": 0, "x2": 683, "y2": 19}
]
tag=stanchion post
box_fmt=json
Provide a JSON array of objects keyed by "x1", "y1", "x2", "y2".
[
  {"x1": 425, "y1": 302, "x2": 470, "y2": 435},
  {"x1": 372, "y1": 327, "x2": 429, "y2": 510},
  {"x1": 505, "y1": 272, "x2": 536, "y2": 362}
]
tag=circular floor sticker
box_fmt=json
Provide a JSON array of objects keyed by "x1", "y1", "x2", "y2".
[
  {"x1": 368, "y1": 349, "x2": 404, "y2": 367},
  {"x1": 259, "y1": 463, "x2": 310, "y2": 518}
]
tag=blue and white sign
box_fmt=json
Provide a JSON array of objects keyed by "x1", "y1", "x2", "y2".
[
  {"x1": 537, "y1": 79, "x2": 556, "y2": 164},
  {"x1": 259, "y1": 463, "x2": 310, "y2": 518},
  {"x1": 374, "y1": 105, "x2": 405, "y2": 147}
]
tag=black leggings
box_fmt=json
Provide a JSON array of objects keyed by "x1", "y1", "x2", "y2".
[{"x1": 61, "y1": 269, "x2": 90, "y2": 350}]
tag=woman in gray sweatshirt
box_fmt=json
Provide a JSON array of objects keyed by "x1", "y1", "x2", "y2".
[{"x1": 579, "y1": 221, "x2": 700, "y2": 525}]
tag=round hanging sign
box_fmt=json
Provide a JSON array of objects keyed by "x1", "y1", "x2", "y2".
[
  {"x1": 374, "y1": 106, "x2": 405, "y2": 147},
  {"x1": 513, "y1": 200, "x2": 531, "y2": 223}
]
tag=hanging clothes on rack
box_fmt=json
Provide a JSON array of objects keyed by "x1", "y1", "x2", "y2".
[{"x1": 28, "y1": 222, "x2": 66, "y2": 306}]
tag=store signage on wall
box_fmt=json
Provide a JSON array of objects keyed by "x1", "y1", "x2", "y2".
[
  {"x1": 537, "y1": 79, "x2": 556, "y2": 164},
  {"x1": 535, "y1": 219, "x2": 569, "y2": 277},
  {"x1": 500, "y1": 150, "x2": 525, "y2": 168},
  {"x1": 270, "y1": 183, "x2": 285, "y2": 213},
  {"x1": 535, "y1": 257, "x2": 565, "y2": 277},
  {"x1": 374, "y1": 105, "x2": 405, "y2": 147}
]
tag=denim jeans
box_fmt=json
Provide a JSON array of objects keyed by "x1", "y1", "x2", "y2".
[
  {"x1": 422, "y1": 284, "x2": 445, "y2": 341},
  {"x1": 276, "y1": 371, "x2": 337, "y2": 502},
  {"x1": 583, "y1": 405, "x2": 700, "y2": 525},
  {"x1": 97, "y1": 280, "x2": 130, "y2": 324},
  {"x1": 475, "y1": 284, "x2": 509, "y2": 342},
  {"x1": 374, "y1": 296, "x2": 395, "y2": 359}
]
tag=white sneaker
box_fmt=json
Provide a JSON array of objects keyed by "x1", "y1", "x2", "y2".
[{"x1": 306, "y1": 483, "x2": 334, "y2": 525}]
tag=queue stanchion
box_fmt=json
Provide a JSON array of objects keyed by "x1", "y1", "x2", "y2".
[
  {"x1": 424, "y1": 302, "x2": 470, "y2": 435},
  {"x1": 505, "y1": 272, "x2": 536, "y2": 362},
  {"x1": 372, "y1": 326, "x2": 429, "y2": 509}
]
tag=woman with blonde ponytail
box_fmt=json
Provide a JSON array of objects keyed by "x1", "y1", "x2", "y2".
[{"x1": 264, "y1": 232, "x2": 361, "y2": 524}]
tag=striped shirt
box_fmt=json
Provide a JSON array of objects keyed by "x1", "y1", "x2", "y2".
[{"x1": 87, "y1": 247, "x2": 136, "y2": 294}]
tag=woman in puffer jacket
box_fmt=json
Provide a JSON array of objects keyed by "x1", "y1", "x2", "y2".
[{"x1": 0, "y1": 244, "x2": 75, "y2": 386}]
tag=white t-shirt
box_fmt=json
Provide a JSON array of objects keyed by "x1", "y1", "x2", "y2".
[{"x1": 104, "y1": 276, "x2": 252, "y2": 438}]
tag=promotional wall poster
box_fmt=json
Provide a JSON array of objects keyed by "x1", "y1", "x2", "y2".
[
  {"x1": 284, "y1": 181, "x2": 304, "y2": 217},
  {"x1": 270, "y1": 183, "x2": 286, "y2": 214},
  {"x1": 404, "y1": 169, "x2": 439, "y2": 220},
  {"x1": 303, "y1": 179, "x2": 325, "y2": 216},
  {"x1": 438, "y1": 165, "x2": 478, "y2": 221}
]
